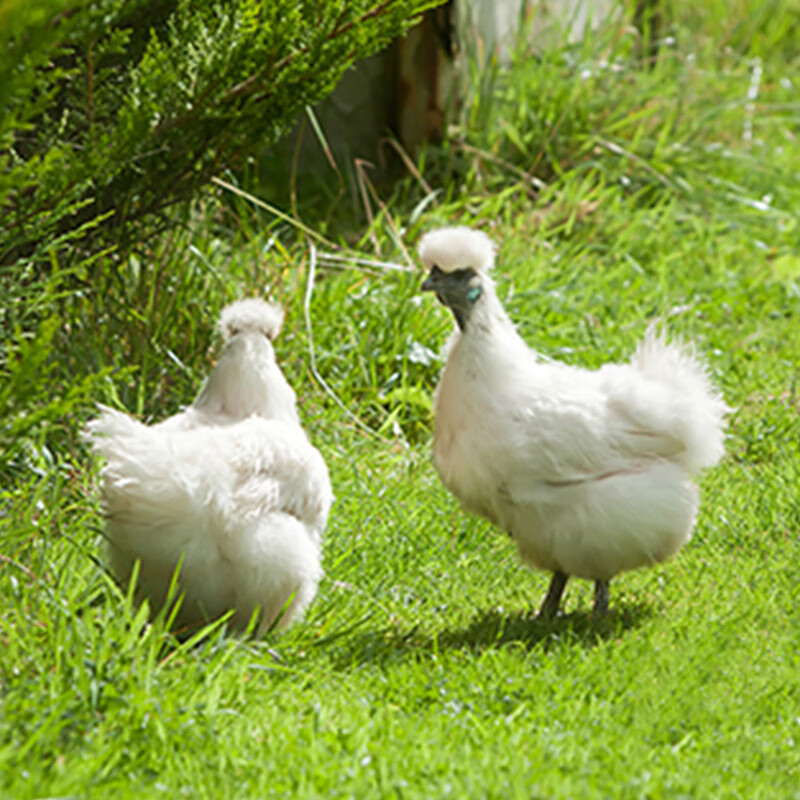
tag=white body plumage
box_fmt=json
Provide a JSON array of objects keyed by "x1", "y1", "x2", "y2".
[
  {"x1": 420, "y1": 227, "x2": 728, "y2": 612},
  {"x1": 86, "y1": 298, "x2": 332, "y2": 634}
]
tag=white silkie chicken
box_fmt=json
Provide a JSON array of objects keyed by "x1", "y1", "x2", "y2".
[
  {"x1": 86, "y1": 298, "x2": 333, "y2": 634},
  {"x1": 419, "y1": 226, "x2": 727, "y2": 616}
]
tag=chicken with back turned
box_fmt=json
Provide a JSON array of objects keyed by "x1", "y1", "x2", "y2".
[{"x1": 86, "y1": 298, "x2": 332, "y2": 634}]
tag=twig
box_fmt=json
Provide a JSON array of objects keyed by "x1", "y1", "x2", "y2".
[
  {"x1": 380, "y1": 136, "x2": 435, "y2": 196},
  {"x1": 354, "y1": 160, "x2": 414, "y2": 268},
  {"x1": 306, "y1": 105, "x2": 342, "y2": 176},
  {"x1": 303, "y1": 244, "x2": 386, "y2": 440},
  {"x1": 316, "y1": 251, "x2": 413, "y2": 273},
  {"x1": 458, "y1": 141, "x2": 546, "y2": 192},
  {"x1": 211, "y1": 176, "x2": 338, "y2": 249},
  {"x1": 355, "y1": 159, "x2": 380, "y2": 255},
  {"x1": 0, "y1": 554, "x2": 37, "y2": 581}
]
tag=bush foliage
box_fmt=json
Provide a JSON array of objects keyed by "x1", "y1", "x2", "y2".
[
  {"x1": 0, "y1": 0, "x2": 442, "y2": 474},
  {"x1": 0, "y1": 0, "x2": 442, "y2": 269}
]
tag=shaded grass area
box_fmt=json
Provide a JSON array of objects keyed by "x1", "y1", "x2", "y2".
[{"x1": 2, "y1": 1, "x2": 800, "y2": 797}]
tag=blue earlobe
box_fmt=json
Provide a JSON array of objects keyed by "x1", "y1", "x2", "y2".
[{"x1": 467, "y1": 285, "x2": 483, "y2": 303}]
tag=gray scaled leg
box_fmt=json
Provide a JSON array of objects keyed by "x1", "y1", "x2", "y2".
[
  {"x1": 593, "y1": 580, "x2": 610, "y2": 617},
  {"x1": 538, "y1": 570, "x2": 569, "y2": 618}
]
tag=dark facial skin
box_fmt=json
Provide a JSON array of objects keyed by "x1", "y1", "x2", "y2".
[{"x1": 421, "y1": 266, "x2": 483, "y2": 330}]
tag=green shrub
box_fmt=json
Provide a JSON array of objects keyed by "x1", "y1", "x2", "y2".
[
  {"x1": 0, "y1": 0, "x2": 442, "y2": 268},
  {"x1": 0, "y1": 0, "x2": 443, "y2": 473}
]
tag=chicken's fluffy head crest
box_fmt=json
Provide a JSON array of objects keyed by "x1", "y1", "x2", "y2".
[
  {"x1": 418, "y1": 226, "x2": 496, "y2": 274},
  {"x1": 220, "y1": 298, "x2": 284, "y2": 341}
]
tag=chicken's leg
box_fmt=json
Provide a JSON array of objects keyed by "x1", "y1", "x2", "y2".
[
  {"x1": 538, "y1": 570, "x2": 568, "y2": 618},
  {"x1": 593, "y1": 580, "x2": 609, "y2": 617}
]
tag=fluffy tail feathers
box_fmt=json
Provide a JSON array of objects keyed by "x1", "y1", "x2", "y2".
[
  {"x1": 632, "y1": 327, "x2": 729, "y2": 472},
  {"x1": 84, "y1": 406, "x2": 201, "y2": 521}
]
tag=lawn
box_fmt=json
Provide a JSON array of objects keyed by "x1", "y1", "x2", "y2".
[{"x1": 2, "y1": 2, "x2": 800, "y2": 797}]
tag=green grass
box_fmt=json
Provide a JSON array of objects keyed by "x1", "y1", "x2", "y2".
[{"x1": 3, "y1": 2, "x2": 800, "y2": 797}]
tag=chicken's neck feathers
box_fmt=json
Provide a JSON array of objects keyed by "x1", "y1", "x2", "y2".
[
  {"x1": 192, "y1": 334, "x2": 300, "y2": 426},
  {"x1": 448, "y1": 286, "x2": 538, "y2": 396}
]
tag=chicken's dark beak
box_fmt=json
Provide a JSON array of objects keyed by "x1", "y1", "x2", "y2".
[
  {"x1": 421, "y1": 267, "x2": 445, "y2": 293},
  {"x1": 421, "y1": 271, "x2": 449, "y2": 315}
]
